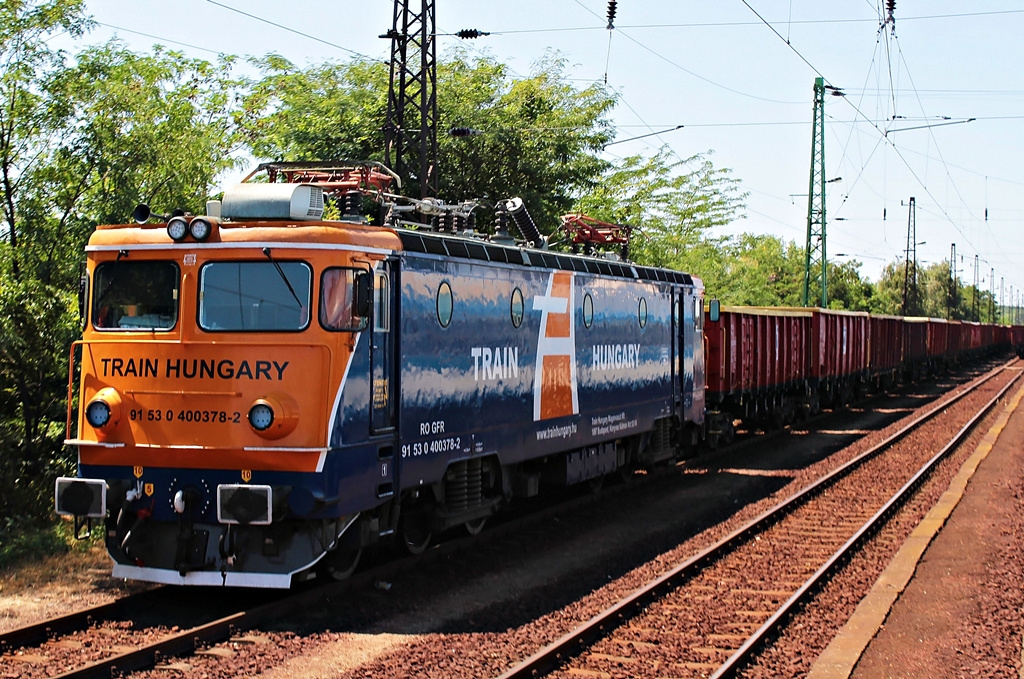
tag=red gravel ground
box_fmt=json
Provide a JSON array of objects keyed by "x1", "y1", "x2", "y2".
[{"x1": 850, "y1": 387, "x2": 1024, "y2": 678}]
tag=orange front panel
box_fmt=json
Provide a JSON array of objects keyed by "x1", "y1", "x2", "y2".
[{"x1": 77, "y1": 341, "x2": 331, "y2": 453}]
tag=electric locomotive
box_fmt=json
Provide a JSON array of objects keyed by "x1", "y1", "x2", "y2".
[{"x1": 56, "y1": 162, "x2": 706, "y2": 587}]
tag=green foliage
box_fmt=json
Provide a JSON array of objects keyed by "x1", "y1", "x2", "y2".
[
  {"x1": 238, "y1": 54, "x2": 388, "y2": 163},
  {"x1": 0, "y1": 0, "x2": 92, "y2": 280},
  {"x1": 17, "y1": 43, "x2": 243, "y2": 288},
  {"x1": 826, "y1": 259, "x2": 876, "y2": 311},
  {"x1": 573, "y1": 150, "x2": 744, "y2": 264},
  {"x1": 0, "y1": 516, "x2": 68, "y2": 569},
  {"x1": 871, "y1": 259, "x2": 998, "y2": 321},
  {"x1": 0, "y1": 275, "x2": 78, "y2": 529},
  {"x1": 566, "y1": 149, "x2": 887, "y2": 311},
  {"x1": 440, "y1": 52, "x2": 614, "y2": 229},
  {"x1": 238, "y1": 51, "x2": 617, "y2": 229},
  {"x1": 870, "y1": 261, "x2": 905, "y2": 315},
  {"x1": 0, "y1": 2, "x2": 243, "y2": 536},
  {"x1": 711, "y1": 234, "x2": 804, "y2": 307}
]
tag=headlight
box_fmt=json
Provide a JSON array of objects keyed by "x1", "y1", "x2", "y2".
[
  {"x1": 85, "y1": 399, "x2": 111, "y2": 428},
  {"x1": 247, "y1": 393, "x2": 299, "y2": 439},
  {"x1": 167, "y1": 216, "x2": 189, "y2": 241},
  {"x1": 248, "y1": 403, "x2": 275, "y2": 431},
  {"x1": 84, "y1": 387, "x2": 123, "y2": 435},
  {"x1": 189, "y1": 217, "x2": 213, "y2": 241}
]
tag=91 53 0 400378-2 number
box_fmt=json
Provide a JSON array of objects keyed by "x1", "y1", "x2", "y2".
[
  {"x1": 128, "y1": 408, "x2": 242, "y2": 424},
  {"x1": 401, "y1": 436, "x2": 462, "y2": 458}
]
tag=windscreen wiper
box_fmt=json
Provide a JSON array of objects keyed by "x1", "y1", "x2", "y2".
[{"x1": 262, "y1": 247, "x2": 303, "y2": 309}]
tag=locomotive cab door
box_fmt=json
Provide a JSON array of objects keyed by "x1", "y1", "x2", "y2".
[
  {"x1": 370, "y1": 261, "x2": 396, "y2": 434},
  {"x1": 369, "y1": 260, "x2": 398, "y2": 499}
]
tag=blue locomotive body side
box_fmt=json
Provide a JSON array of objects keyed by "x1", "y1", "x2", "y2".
[{"x1": 395, "y1": 253, "x2": 683, "y2": 488}]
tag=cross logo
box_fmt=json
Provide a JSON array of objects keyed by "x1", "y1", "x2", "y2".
[{"x1": 532, "y1": 271, "x2": 579, "y2": 421}]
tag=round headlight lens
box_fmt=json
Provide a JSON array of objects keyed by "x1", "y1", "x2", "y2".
[
  {"x1": 85, "y1": 399, "x2": 112, "y2": 428},
  {"x1": 167, "y1": 216, "x2": 189, "y2": 241},
  {"x1": 189, "y1": 217, "x2": 212, "y2": 241},
  {"x1": 248, "y1": 403, "x2": 274, "y2": 431}
]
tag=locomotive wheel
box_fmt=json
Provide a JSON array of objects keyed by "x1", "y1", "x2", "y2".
[
  {"x1": 401, "y1": 514, "x2": 433, "y2": 555},
  {"x1": 321, "y1": 547, "x2": 363, "y2": 580},
  {"x1": 464, "y1": 518, "x2": 487, "y2": 536}
]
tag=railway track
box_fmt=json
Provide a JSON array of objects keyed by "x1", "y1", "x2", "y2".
[
  {"x1": 0, "y1": 585, "x2": 285, "y2": 679},
  {"x1": 498, "y1": 361, "x2": 1020, "y2": 679}
]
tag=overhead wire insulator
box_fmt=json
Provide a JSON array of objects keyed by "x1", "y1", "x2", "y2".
[
  {"x1": 504, "y1": 197, "x2": 544, "y2": 248},
  {"x1": 449, "y1": 127, "x2": 484, "y2": 137},
  {"x1": 606, "y1": 0, "x2": 617, "y2": 29},
  {"x1": 456, "y1": 28, "x2": 489, "y2": 39}
]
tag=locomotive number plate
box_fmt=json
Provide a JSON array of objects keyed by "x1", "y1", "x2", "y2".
[{"x1": 128, "y1": 408, "x2": 242, "y2": 424}]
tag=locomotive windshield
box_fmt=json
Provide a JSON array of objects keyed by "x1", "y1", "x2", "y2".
[
  {"x1": 92, "y1": 260, "x2": 179, "y2": 331},
  {"x1": 199, "y1": 261, "x2": 311, "y2": 331}
]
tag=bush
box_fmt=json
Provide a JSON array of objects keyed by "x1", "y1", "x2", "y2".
[
  {"x1": 0, "y1": 516, "x2": 70, "y2": 570},
  {"x1": 0, "y1": 276, "x2": 80, "y2": 533}
]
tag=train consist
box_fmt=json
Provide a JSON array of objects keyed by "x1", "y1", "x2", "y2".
[
  {"x1": 55, "y1": 162, "x2": 1016, "y2": 588},
  {"x1": 704, "y1": 308, "x2": 1015, "y2": 448}
]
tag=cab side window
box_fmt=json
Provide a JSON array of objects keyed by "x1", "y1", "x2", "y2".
[{"x1": 320, "y1": 267, "x2": 370, "y2": 331}]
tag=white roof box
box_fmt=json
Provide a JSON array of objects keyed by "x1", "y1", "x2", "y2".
[{"x1": 221, "y1": 183, "x2": 324, "y2": 221}]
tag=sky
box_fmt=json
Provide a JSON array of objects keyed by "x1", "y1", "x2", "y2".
[{"x1": 67, "y1": 1, "x2": 1024, "y2": 299}]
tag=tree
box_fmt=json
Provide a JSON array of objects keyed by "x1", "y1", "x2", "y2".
[
  {"x1": 0, "y1": 3, "x2": 243, "y2": 536},
  {"x1": 571, "y1": 149, "x2": 745, "y2": 271},
  {"x1": 440, "y1": 52, "x2": 614, "y2": 229},
  {"x1": 0, "y1": 279, "x2": 78, "y2": 530},
  {"x1": 873, "y1": 259, "x2": 983, "y2": 320},
  {"x1": 826, "y1": 258, "x2": 876, "y2": 311},
  {"x1": 21, "y1": 43, "x2": 242, "y2": 289},
  {"x1": 238, "y1": 54, "x2": 389, "y2": 164},
  {"x1": 714, "y1": 234, "x2": 804, "y2": 307},
  {"x1": 870, "y1": 261, "x2": 904, "y2": 315},
  {"x1": 0, "y1": 0, "x2": 91, "y2": 281},
  {"x1": 238, "y1": 51, "x2": 617, "y2": 229}
]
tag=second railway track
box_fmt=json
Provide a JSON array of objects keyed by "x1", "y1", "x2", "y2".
[{"x1": 499, "y1": 360, "x2": 1021, "y2": 679}]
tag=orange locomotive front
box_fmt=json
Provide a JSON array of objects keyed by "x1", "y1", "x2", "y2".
[{"x1": 57, "y1": 167, "x2": 401, "y2": 587}]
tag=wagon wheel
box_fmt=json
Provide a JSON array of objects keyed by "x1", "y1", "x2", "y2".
[
  {"x1": 464, "y1": 518, "x2": 487, "y2": 536},
  {"x1": 720, "y1": 418, "x2": 736, "y2": 446}
]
